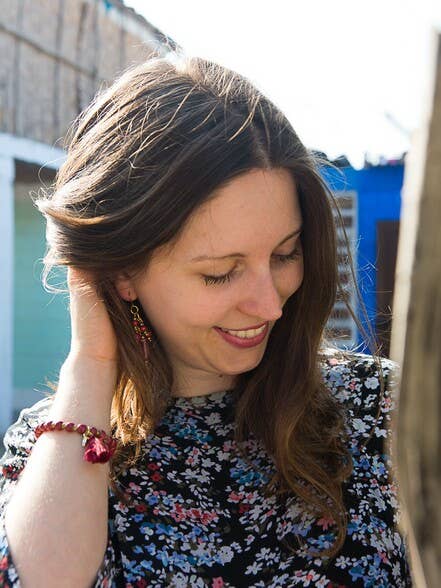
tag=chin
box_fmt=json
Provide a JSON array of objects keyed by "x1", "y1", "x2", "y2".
[{"x1": 219, "y1": 354, "x2": 265, "y2": 376}]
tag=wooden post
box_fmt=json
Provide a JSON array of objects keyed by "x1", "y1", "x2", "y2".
[{"x1": 390, "y1": 30, "x2": 441, "y2": 587}]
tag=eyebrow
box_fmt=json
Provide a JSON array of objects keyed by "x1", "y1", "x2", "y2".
[{"x1": 190, "y1": 227, "x2": 303, "y2": 262}]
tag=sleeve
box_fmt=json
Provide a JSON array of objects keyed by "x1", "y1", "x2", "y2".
[
  {"x1": 338, "y1": 354, "x2": 413, "y2": 587},
  {"x1": 0, "y1": 398, "x2": 122, "y2": 588}
]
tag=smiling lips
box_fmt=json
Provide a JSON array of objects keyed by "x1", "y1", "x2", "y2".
[
  {"x1": 218, "y1": 324, "x2": 267, "y2": 339},
  {"x1": 214, "y1": 323, "x2": 269, "y2": 347}
]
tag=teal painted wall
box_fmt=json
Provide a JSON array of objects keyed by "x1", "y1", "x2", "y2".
[{"x1": 14, "y1": 182, "x2": 70, "y2": 398}]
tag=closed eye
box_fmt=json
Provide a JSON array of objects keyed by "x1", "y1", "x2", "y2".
[
  {"x1": 273, "y1": 248, "x2": 302, "y2": 263},
  {"x1": 202, "y1": 246, "x2": 302, "y2": 286}
]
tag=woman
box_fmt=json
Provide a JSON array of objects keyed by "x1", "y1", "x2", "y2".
[{"x1": 0, "y1": 54, "x2": 411, "y2": 587}]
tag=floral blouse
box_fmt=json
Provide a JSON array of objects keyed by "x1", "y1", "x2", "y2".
[{"x1": 0, "y1": 350, "x2": 412, "y2": 587}]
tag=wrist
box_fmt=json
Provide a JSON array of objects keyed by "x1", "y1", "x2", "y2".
[
  {"x1": 49, "y1": 354, "x2": 117, "y2": 422},
  {"x1": 62, "y1": 352, "x2": 118, "y2": 383},
  {"x1": 65, "y1": 350, "x2": 118, "y2": 370}
]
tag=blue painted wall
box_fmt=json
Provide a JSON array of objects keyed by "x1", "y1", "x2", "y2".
[
  {"x1": 14, "y1": 186, "x2": 70, "y2": 404},
  {"x1": 322, "y1": 164, "x2": 404, "y2": 347}
]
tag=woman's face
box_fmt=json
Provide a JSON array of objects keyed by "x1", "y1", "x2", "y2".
[{"x1": 117, "y1": 167, "x2": 304, "y2": 397}]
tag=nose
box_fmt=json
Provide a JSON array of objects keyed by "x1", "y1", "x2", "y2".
[{"x1": 238, "y1": 270, "x2": 283, "y2": 322}]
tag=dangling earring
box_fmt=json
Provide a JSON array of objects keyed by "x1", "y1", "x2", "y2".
[{"x1": 130, "y1": 301, "x2": 153, "y2": 364}]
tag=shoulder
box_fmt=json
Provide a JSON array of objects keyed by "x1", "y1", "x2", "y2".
[{"x1": 318, "y1": 347, "x2": 399, "y2": 449}]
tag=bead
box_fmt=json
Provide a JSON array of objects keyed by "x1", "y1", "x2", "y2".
[{"x1": 33, "y1": 420, "x2": 117, "y2": 464}]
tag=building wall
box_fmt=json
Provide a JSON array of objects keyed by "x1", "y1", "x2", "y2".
[
  {"x1": 13, "y1": 163, "x2": 70, "y2": 418},
  {"x1": 0, "y1": 0, "x2": 169, "y2": 144},
  {"x1": 323, "y1": 164, "x2": 404, "y2": 349}
]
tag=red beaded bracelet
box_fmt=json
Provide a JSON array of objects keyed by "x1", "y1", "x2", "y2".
[{"x1": 34, "y1": 421, "x2": 117, "y2": 464}]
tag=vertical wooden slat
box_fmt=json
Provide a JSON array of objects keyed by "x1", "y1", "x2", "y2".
[{"x1": 390, "y1": 30, "x2": 441, "y2": 587}]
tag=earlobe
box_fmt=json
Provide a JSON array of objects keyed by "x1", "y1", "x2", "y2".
[{"x1": 114, "y1": 272, "x2": 136, "y2": 302}]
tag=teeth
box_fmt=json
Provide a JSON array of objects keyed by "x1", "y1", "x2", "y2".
[{"x1": 221, "y1": 324, "x2": 266, "y2": 339}]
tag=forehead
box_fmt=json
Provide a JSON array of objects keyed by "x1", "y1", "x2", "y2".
[{"x1": 177, "y1": 168, "x2": 302, "y2": 253}]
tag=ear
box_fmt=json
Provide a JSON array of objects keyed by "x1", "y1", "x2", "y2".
[{"x1": 114, "y1": 271, "x2": 136, "y2": 302}]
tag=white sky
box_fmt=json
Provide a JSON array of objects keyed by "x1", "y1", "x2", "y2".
[{"x1": 125, "y1": 0, "x2": 441, "y2": 168}]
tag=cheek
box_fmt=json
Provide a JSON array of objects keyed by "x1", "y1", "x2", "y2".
[
  {"x1": 282, "y1": 262, "x2": 304, "y2": 296},
  {"x1": 151, "y1": 283, "x2": 224, "y2": 329}
]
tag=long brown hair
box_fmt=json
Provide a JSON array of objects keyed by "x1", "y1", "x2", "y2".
[{"x1": 35, "y1": 52, "x2": 368, "y2": 559}]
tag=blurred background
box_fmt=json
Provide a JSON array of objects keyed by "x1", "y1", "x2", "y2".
[{"x1": 0, "y1": 0, "x2": 439, "y2": 439}]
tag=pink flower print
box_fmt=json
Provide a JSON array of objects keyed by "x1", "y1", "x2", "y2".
[
  {"x1": 212, "y1": 577, "x2": 224, "y2": 588},
  {"x1": 228, "y1": 491, "x2": 242, "y2": 502},
  {"x1": 317, "y1": 516, "x2": 335, "y2": 530},
  {"x1": 201, "y1": 511, "x2": 217, "y2": 525},
  {"x1": 170, "y1": 503, "x2": 185, "y2": 521}
]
